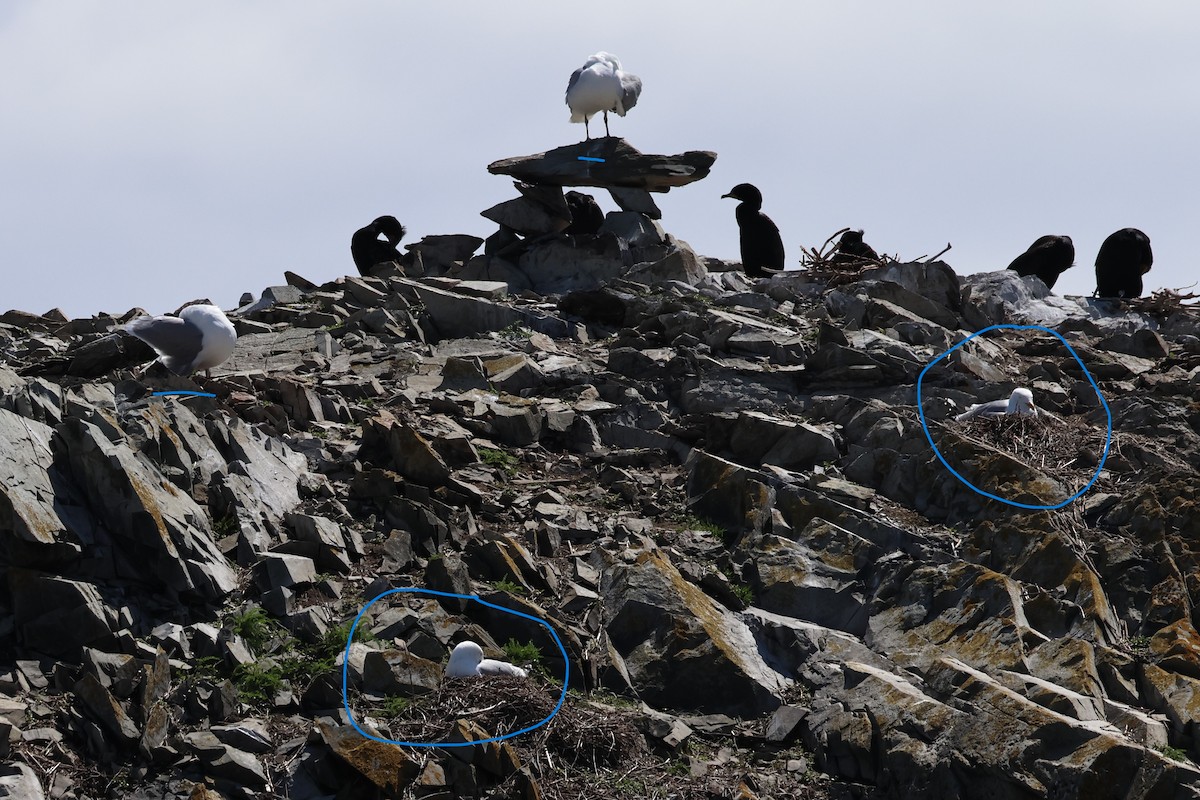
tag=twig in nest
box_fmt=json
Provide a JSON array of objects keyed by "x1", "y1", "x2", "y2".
[
  {"x1": 925, "y1": 242, "x2": 953, "y2": 262},
  {"x1": 1123, "y1": 286, "x2": 1200, "y2": 316}
]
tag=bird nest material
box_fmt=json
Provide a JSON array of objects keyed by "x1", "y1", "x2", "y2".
[
  {"x1": 357, "y1": 676, "x2": 644, "y2": 768},
  {"x1": 798, "y1": 227, "x2": 951, "y2": 287},
  {"x1": 952, "y1": 412, "x2": 1112, "y2": 497},
  {"x1": 1122, "y1": 286, "x2": 1200, "y2": 316}
]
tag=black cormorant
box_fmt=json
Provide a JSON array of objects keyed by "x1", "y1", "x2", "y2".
[
  {"x1": 1094, "y1": 228, "x2": 1152, "y2": 298},
  {"x1": 351, "y1": 215, "x2": 407, "y2": 277},
  {"x1": 1006, "y1": 234, "x2": 1074, "y2": 290},
  {"x1": 564, "y1": 191, "x2": 605, "y2": 235},
  {"x1": 721, "y1": 183, "x2": 784, "y2": 279},
  {"x1": 831, "y1": 230, "x2": 880, "y2": 265}
]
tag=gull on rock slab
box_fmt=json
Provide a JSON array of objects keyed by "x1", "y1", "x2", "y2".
[
  {"x1": 445, "y1": 641, "x2": 528, "y2": 678},
  {"x1": 955, "y1": 387, "x2": 1038, "y2": 422},
  {"x1": 125, "y1": 303, "x2": 238, "y2": 377},
  {"x1": 566, "y1": 52, "x2": 642, "y2": 139}
]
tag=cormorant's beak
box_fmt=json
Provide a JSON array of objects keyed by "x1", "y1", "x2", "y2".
[{"x1": 721, "y1": 193, "x2": 734, "y2": 199}]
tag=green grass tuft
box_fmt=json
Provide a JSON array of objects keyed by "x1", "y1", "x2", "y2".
[
  {"x1": 731, "y1": 582, "x2": 753, "y2": 605},
  {"x1": 479, "y1": 447, "x2": 519, "y2": 475},
  {"x1": 492, "y1": 576, "x2": 527, "y2": 595},
  {"x1": 228, "y1": 607, "x2": 283, "y2": 654},
  {"x1": 232, "y1": 662, "x2": 285, "y2": 705},
  {"x1": 501, "y1": 638, "x2": 541, "y2": 666},
  {"x1": 680, "y1": 514, "x2": 725, "y2": 537}
]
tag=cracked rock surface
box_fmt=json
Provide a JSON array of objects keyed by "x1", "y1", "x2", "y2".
[{"x1": 2, "y1": 231, "x2": 1200, "y2": 799}]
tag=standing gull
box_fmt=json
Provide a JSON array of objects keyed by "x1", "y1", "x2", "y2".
[
  {"x1": 722, "y1": 183, "x2": 785, "y2": 279},
  {"x1": 955, "y1": 388, "x2": 1038, "y2": 422},
  {"x1": 125, "y1": 303, "x2": 238, "y2": 377},
  {"x1": 351, "y1": 215, "x2": 407, "y2": 277},
  {"x1": 565, "y1": 52, "x2": 642, "y2": 139},
  {"x1": 445, "y1": 641, "x2": 528, "y2": 678}
]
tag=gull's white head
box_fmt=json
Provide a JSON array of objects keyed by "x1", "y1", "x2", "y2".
[
  {"x1": 446, "y1": 641, "x2": 484, "y2": 677},
  {"x1": 589, "y1": 51, "x2": 622, "y2": 71},
  {"x1": 1007, "y1": 387, "x2": 1036, "y2": 415}
]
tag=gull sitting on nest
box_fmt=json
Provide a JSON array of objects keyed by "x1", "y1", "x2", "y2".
[
  {"x1": 955, "y1": 387, "x2": 1038, "y2": 422},
  {"x1": 445, "y1": 641, "x2": 528, "y2": 678}
]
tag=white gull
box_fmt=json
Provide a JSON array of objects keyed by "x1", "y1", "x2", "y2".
[
  {"x1": 565, "y1": 51, "x2": 642, "y2": 139},
  {"x1": 125, "y1": 303, "x2": 238, "y2": 377},
  {"x1": 445, "y1": 640, "x2": 528, "y2": 678},
  {"x1": 955, "y1": 387, "x2": 1038, "y2": 422}
]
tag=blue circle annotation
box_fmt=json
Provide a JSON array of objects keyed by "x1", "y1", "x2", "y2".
[
  {"x1": 341, "y1": 588, "x2": 570, "y2": 747},
  {"x1": 576, "y1": 156, "x2": 606, "y2": 163},
  {"x1": 151, "y1": 390, "x2": 217, "y2": 398},
  {"x1": 916, "y1": 323, "x2": 1112, "y2": 510}
]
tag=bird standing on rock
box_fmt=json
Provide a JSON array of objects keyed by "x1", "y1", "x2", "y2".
[
  {"x1": 351, "y1": 215, "x2": 407, "y2": 277},
  {"x1": 566, "y1": 52, "x2": 642, "y2": 140},
  {"x1": 1094, "y1": 228, "x2": 1152, "y2": 299},
  {"x1": 1006, "y1": 235, "x2": 1074, "y2": 290},
  {"x1": 722, "y1": 183, "x2": 785, "y2": 279},
  {"x1": 125, "y1": 303, "x2": 238, "y2": 378},
  {"x1": 445, "y1": 641, "x2": 528, "y2": 678},
  {"x1": 564, "y1": 191, "x2": 605, "y2": 235}
]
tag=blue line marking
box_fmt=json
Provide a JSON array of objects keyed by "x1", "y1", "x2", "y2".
[
  {"x1": 916, "y1": 324, "x2": 1112, "y2": 510},
  {"x1": 577, "y1": 156, "x2": 606, "y2": 163},
  {"x1": 151, "y1": 391, "x2": 217, "y2": 398},
  {"x1": 341, "y1": 587, "x2": 570, "y2": 747}
]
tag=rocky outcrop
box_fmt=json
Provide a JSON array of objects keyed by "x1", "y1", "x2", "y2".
[{"x1": 2, "y1": 226, "x2": 1200, "y2": 799}]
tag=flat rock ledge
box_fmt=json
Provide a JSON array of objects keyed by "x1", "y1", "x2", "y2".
[{"x1": 487, "y1": 138, "x2": 716, "y2": 192}]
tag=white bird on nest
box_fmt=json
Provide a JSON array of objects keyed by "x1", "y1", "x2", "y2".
[
  {"x1": 955, "y1": 387, "x2": 1038, "y2": 422},
  {"x1": 445, "y1": 640, "x2": 528, "y2": 678},
  {"x1": 565, "y1": 51, "x2": 642, "y2": 140}
]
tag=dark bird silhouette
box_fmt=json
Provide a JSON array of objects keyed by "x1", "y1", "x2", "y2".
[
  {"x1": 564, "y1": 191, "x2": 605, "y2": 235},
  {"x1": 1095, "y1": 228, "x2": 1152, "y2": 298},
  {"x1": 721, "y1": 183, "x2": 784, "y2": 279},
  {"x1": 1006, "y1": 234, "x2": 1075, "y2": 290},
  {"x1": 351, "y1": 215, "x2": 407, "y2": 276},
  {"x1": 831, "y1": 230, "x2": 880, "y2": 266}
]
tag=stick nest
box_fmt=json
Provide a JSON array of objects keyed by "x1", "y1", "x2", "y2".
[
  {"x1": 1122, "y1": 286, "x2": 1200, "y2": 316},
  {"x1": 357, "y1": 676, "x2": 645, "y2": 767},
  {"x1": 952, "y1": 412, "x2": 1111, "y2": 496},
  {"x1": 797, "y1": 227, "x2": 951, "y2": 287}
]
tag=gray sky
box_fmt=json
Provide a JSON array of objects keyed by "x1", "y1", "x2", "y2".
[{"x1": 2, "y1": 2, "x2": 1196, "y2": 318}]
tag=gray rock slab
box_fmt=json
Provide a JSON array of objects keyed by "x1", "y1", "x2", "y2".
[
  {"x1": 488, "y1": 138, "x2": 716, "y2": 192},
  {"x1": 600, "y1": 549, "x2": 788, "y2": 716},
  {"x1": 55, "y1": 417, "x2": 236, "y2": 601},
  {"x1": 0, "y1": 763, "x2": 44, "y2": 800},
  {"x1": 0, "y1": 409, "x2": 70, "y2": 546},
  {"x1": 406, "y1": 280, "x2": 569, "y2": 340}
]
